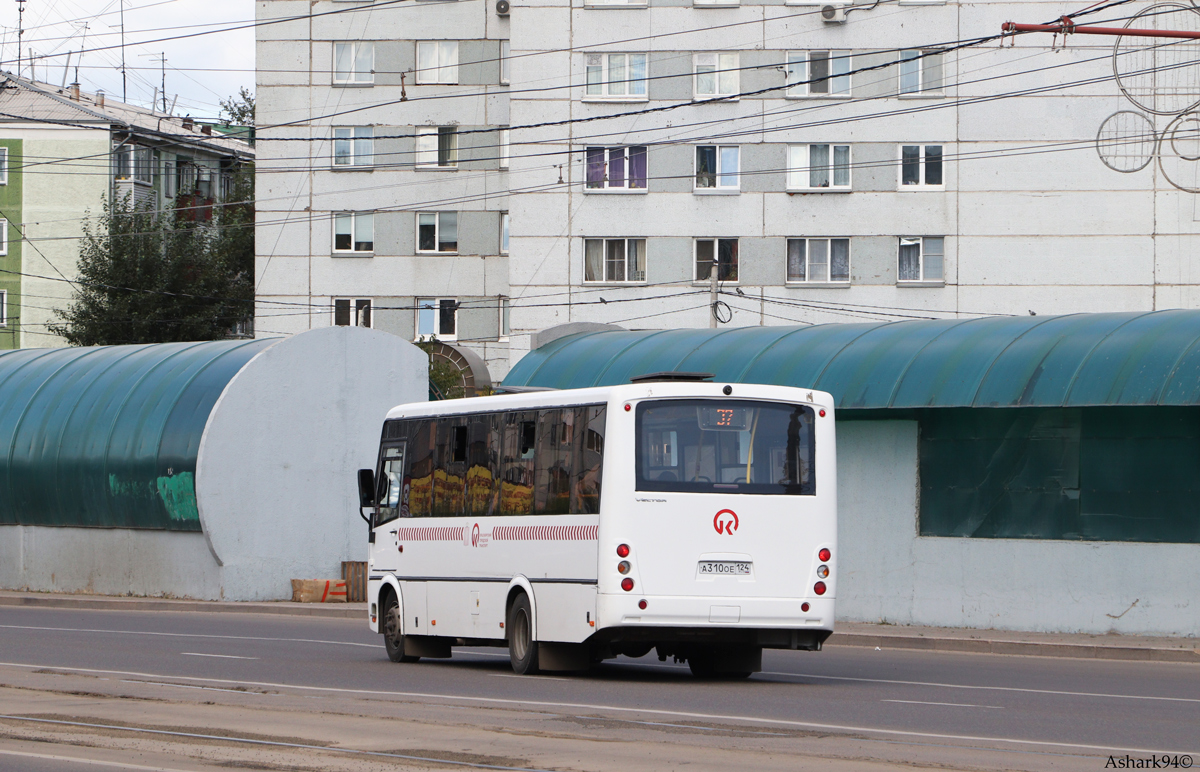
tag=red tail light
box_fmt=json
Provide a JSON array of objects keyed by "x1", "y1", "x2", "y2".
[
  {"x1": 814, "y1": 581, "x2": 826, "y2": 596},
  {"x1": 621, "y1": 577, "x2": 634, "y2": 592},
  {"x1": 616, "y1": 544, "x2": 630, "y2": 558},
  {"x1": 801, "y1": 602, "x2": 810, "y2": 612},
  {"x1": 818, "y1": 548, "x2": 831, "y2": 562},
  {"x1": 638, "y1": 599, "x2": 647, "y2": 610}
]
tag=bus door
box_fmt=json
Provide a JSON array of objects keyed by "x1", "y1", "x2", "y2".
[{"x1": 371, "y1": 440, "x2": 408, "y2": 571}]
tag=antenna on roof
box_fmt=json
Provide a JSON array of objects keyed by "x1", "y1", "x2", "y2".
[
  {"x1": 119, "y1": 0, "x2": 126, "y2": 103},
  {"x1": 15, "y1": 0, "x2": 26, "y2": 79}
]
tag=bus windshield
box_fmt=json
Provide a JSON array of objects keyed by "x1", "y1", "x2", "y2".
[{"x1": 636, "y1": 399, "x2": 815, "y2": 495}]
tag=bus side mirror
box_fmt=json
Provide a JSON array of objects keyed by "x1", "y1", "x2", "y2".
[{"x1": 357, "y1": 469, "x2": 375, "y2": 508}]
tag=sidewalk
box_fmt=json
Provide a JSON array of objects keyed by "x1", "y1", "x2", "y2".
[{"x1": 2, "y1": 590, "x2": 1196, "y2": 662}]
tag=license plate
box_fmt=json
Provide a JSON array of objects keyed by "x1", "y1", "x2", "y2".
[{"x1": 698, "y1": 561, "x2": 752, "y2": 576}]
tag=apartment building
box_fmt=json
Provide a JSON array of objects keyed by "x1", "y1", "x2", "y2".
[
  {"x1": 256, "y1": 0, "x2": 1200, "y2": 380},
  {"x1": 0, "y1": 74, "x2": 254, "y2": 349}
]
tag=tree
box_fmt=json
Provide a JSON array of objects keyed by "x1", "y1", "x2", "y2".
[
  {"x1": 48, "y1": 175, "x2": 255, "y2": 346},
  {"x1": 219, "y1": 87, "x2": 255, "y2": 127}
]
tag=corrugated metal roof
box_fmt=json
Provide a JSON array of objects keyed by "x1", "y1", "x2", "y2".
[
  {"x1": 501, "y1": 311, "x2": 1200, "y2": 410},
  {"x1": 0, "y1": 338, "x2": 275, "y2": 530}
]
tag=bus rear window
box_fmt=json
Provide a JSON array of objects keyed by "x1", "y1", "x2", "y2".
[{"x1": 636, "y1": 399, "x2": 815, "y2": 496}]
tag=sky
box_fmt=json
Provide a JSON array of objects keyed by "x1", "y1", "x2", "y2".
[{"x1": 0, "y1": 0, "x2": 254, "y2": 120}]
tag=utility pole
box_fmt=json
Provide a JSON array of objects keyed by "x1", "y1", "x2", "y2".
[{"x1": 15, "y1": 0, "x2": 26, "y2": 79}]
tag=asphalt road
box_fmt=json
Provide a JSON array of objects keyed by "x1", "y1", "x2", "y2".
[{"x1": 0, "y1": 606, "x2": 1197, "y2": 771}]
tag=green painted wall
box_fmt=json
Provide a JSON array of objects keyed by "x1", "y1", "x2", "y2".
[{"x1": 0, "y1": 138, "x2": 22, "y2": 349}]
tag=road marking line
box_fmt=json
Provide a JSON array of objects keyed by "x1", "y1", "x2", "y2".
[
  {"x1": 0, "y1": 747, "x2": 193, "y2": 771},
  {"x1": 0, "y1": 624, "x2": 380, "y2": 649},
  {"x1": 120, "y1": 679, "x2": 275, "y2": 695},
  {"x1": 1, "y1": 661, "x2": 1194, "y2": 757},
  {"x1": 883, "y1": 699, "x2": 1003, "y2": 709},
  {"x1": 489, "y1": 673, "x2": 572, "y2": 682},
  {"x1": 759, "y1": 670, "x2": 1200, "y2": 704},
  {"x1": 180, "y1": 653, "x2": 258, "y2": 660}
]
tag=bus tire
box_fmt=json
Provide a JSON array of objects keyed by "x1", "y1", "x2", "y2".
[
  {"x1": 507, "y1": 593, "x2": 539, "y2": 675},
  {"x1": 382, "y1": 592, "x2": 419, "y2": 663}
]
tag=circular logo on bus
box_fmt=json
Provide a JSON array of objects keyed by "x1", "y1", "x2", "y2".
[{"x1": 714, "y1": 509, "x2": 739, "y2": 535}]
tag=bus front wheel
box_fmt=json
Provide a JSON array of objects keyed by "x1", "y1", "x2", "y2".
[
  {"x1": 507, "y1": 593, "x2": 540, "y2": 675},
  {"x1": 382, "y1": 593, "x2": 420, "y2": 663}
]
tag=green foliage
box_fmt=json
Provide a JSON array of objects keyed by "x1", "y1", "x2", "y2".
[
  {"x1": 219, "y1": 87, "x2": 255, "y2": 127},
  {"x1": 48, "y1": 169, "x2": 255, "y2": 346},
  {"x1": 417, "y1": 340, "x2": 466, "y2": 400}
]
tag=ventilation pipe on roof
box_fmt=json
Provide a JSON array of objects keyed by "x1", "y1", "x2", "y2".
[
  {"x1": 69, "y1": 82, "x2": 80, "y2": 101},
  {"x1": 95, "y1": 89, "x2": 105, "y2": 109}
]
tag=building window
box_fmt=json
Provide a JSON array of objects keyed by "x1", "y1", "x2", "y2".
[
  {"x1": 788, "y1": 144, "x2": 851, "y2": 190},
  {"x1": 498, "y1": 296, "x2": 511, "y2": 341},
  {"x1": 416, "y1": 126, "x2": 458, "y2": 168},
  {"x1": 695, "y1": 145, "x2": 739, "y2": 190},
  {"x1": 333, "y1": 127, "x2": 373, "y2": 167},
  {"x1": 501, "y1": 212, "x2": 509, "y2": 254},
  {"x1": 0, "y1": 288, "x2": 6, "y2": 327},
  {"x1": 334, "y1": 42, "x2": 374, "y2": 84},
  {"x1": 786, "y1": 50, "x2": 850, "y2": 97},
  {"x1": 0, "y1": 218, "x2": 7, "y2": 256},
  {"x1": 585, "y1": 146, "x2": 647, "y2": 191},
  {"x1": 500, "y1": 128, "x2": 510, "y2": 169},
  {"x1": 899, "y1": 50, "x2": 943, "y2": 95},
  {"x1": 334, "y1": 212, "x2": 374, "y2": 253},
  {"x1": 417, "y1": 298, "x2": 458, "y2": 341},
  {"x1": 417, "y1": 41, "x2": 459, "y2": 84},
  {"x1": 695, "y1": 238, "x2": 738, "y2": 282},
  {"x1": 694, "y1": 0, "x2": 738, "y2": 6},
  {"x1": 0, "y1": 147, "x2": 8, "y2": 185},
  {"x1": 334, "y1": 298, "x2": 372, "y2": 327},
  {"x1": 500, "y1": 41, "x2": 510, "y2": 85},
  {"x1": 418, "y1": 212, "x2": 458, "y2": 253},
  {"x1": 901, "y1": 144, "x2": 943, "y2": 188},
  {"x1": 584, "y1": 238, "x2": 646, "y2": 283},
  {"x1": 787, "y1": 238, "x2": 850, "y2": 283},
  {"x1": 584, "y1": 53, "x2": 648, "y2": 99},
  {"x1": 114, "y1": 146, "x2": 153, "y2": 183},
  {"x1": 898, "y1": 236, "x2": 944, "y2": 282},
  {"x1": 694, "y1": 53, "x2": 739, "y2": 98}
]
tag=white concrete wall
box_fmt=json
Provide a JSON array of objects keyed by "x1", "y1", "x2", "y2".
[
  {"x1": 836, "y1": 420, "x2": 1200, "y2": 637},
  {"x1": 0, "y1": 526, "x2": 222, "y2": 599}
]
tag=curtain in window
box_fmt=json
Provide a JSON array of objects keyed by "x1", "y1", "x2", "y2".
[
  {"x1": 809, "y1": 239, "x2": 829, "y2": 282},
  {"x1": 696, "y1": 146, "x2": 716, "y2": 188},
  {"x1": 787, "y1": 239, "x2": 806, "y2": 281},
  {"x1": 335, "y1": 213, "x2": 352, "y2": 250},
  {"x1": 334, "y1": 128, "x2": 352, "y2": 165},
  {"x1": 627, "y1": 239, "x2": 646, "y2": 281},
  {"x1": 695, "y1": 240, "x2": 715, "y2": 280},
  {"x1": 586, "y1": 148, "x2": 606, "y2": 188},
  {"x1": 608, "y1": 54, "x2": 627, "y2": 96},
  {"x1": 922, "y1": 52, "x2": 943, "y2": 92},
  {"x1": 606, "y1": 239, "x2": 626, "y2": 282},
  {"x1": 585, "y1": 239, "x2": 604, "y2": 281},
  {"x1": 438, "y1": 128, "x2": 457, "y2": 166},
  {"x1": 695, "y1": 55, "x2": 716, "y2": 95},
  {"x1": 718, "y1": 54, "x2": 738, "y2": 94},
  {"x1": 586, "y1": 55, "x2": 603, "y2": 95},
  {"x1": 809, "y1": 144, "x2": 830, "y2": 188},
  {"x1": 898, "y1": 238, "x2": 922, "y2": 280},
  {"x1": 629, "y1": 146, "x2": 647, "y2": 188},
  {"x1": 833, "y1": 146, "x2": 850, "y2": 187},
  {"x1": 609, "y1": 148, "x2": 626, "y2": 188},
  {"x1": 831, "y1": 239, "x2": 850, "y2": 282},
  {"x1": 717, "y1": 238, "x2": 738, "y2": 281}
]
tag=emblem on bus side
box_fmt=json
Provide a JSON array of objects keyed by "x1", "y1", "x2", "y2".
[
  {"x1": 468, "y1": 523, "x2": 490, "y2": 548},
  {"x1": 714, "y1": 509, "x2": 739, "y2": 535}
]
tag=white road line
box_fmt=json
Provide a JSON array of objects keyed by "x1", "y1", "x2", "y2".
[
  {"x1": 0, "y1": 747, "x2": 194, "y2": 771},
  {"x1": 0, "y1": 624, "x2": 380, "y2": 649},
  {"x1": 883, "y1": 699, "x2": 1003, "y2": 709},
  {"x1": 759, "y1": 670, "x2": 1200, "y2": 705},
  {"x1": 489, "y1": 673, "x2": 572, "y2": 682},
  {"x1": 180, "y1": 653, "x2": 258, "y2": 660},
  {"x1": 1, "y1": 660, "x2": 1194, "y2": 758}
]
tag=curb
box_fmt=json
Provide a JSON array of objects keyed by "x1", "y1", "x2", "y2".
[
  {"x1": 0, "y1": 594, "x2": 364, "y2": 620},
  {"x1": 828, "y1": 632, "x2": 1200, "y2": 663}
]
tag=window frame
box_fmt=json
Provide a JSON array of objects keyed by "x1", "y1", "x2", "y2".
[
  {"x1": 416, "y1": 40, "x2": 460, "y2": 85},
  {"x1": 693, "y1": 52, "x2": 740, "y2": 99},
  {"x1": 499, "y1": 128, "x2": 510, "y2": 169},
  {"x1": 694, "y1": 0, "x2": 739, "y2": 6},
  {"x1": 416, "y1": 297, "x2": 459, "y2": 341},
  {"x1": 501, "y1": 212, "x2": 509, "y2": 254},
  {"x1": 583, "y1": 237, "x2": 648, "y2": 284},
  {"x1": 333, "y1": 41, "x2": 374, "y2": 85},
  {"x1": 333, "y1": 298, "x2": 373, "y2": 328},
  {"x1": 0, "y1": 147, "x2": 7, "y2": 185},
  {"x1": 415, "y1": 126, "x2": 459, "y2": 169},
  {"x1": 584, "y1": 146, "x2": 648, "y2": 192},
  {"x1": 786, "y1": 237, "x2": 851, "y2": 284},
  {"x1": 0, "y1": 217, "x2": 7, "y2": 256},
  {"x1": 897, "y1": 236, "x2": 945, "y2": 284},
  {"x1": 899, "y1": 49, "x2": 944, "y2": 96},
  {"x1": 785, "y1": 50, "x2": 851, "y2": 98},
  {"x1": 333, "y1": 126, "x2": 374, "y2": 168},
  {"x1": 0, "y1": 288, "x2": 6, "y2": 327},
  {"x1": 899, "y1": 143, "x2": 944, "y2": 189},
  {"x1": 500, "y1": 40, "x2": 510, "y2": 85},
  {"x1": 693, "y1": 238, "x2": 739, "y2": 284},
  {"x1": 583, "y1": 52, "x2": 649, "y2": 101},
  {"x1": 694, "y1": 145, "x2": 740, "y2": 192},
  {"x1": 417, "y1": 211, "x2": 459, "y2": 254},
  {"x1": 585, "y1": 0, "x2": 647, "y2": 6},
  {"x1": 498, "y1": 296, "x2": 511, "y2": 341},
  {"x1": 787, "y1": 143, "x2": 852, "y2": 191},
  {"x1": 332, "y1": 211, "x2": 374, "y2": 255}
]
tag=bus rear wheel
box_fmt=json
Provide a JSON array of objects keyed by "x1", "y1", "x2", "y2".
[
  {"x1": 507, "y1": 593, "x2": 539, "y2": 675},
  {"x1": 382, "y1": 593, "x2": 420, "y2": 663}
]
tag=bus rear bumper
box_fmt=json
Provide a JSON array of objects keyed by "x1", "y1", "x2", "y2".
[{"x1": 594, "y1": 593, "x2": 834, "y2": 649}]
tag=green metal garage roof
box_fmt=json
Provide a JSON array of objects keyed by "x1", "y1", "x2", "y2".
[
  {"x1": 502, "y1": 311, "x2": 1200, "y2": 409},
  {"x1": 0, "y1": 339, "x2": 275, "y2": 530}
]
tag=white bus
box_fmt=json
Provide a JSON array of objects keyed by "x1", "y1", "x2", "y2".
[{"x1": 358, "y1": 374, "x2": 836, "y2": 677}]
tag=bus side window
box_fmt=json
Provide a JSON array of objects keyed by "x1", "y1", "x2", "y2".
[
  {"x1": 574, "y1": 405, "x2": 605, "y2": 514},
  {"x1": 433, "y1": 418, "x2": 467, "y2": 518},
  {"x1": 407, "y1": 420, "x2": 435, "y2": 517},
  {"x1": 535, "y1": 409, "x2": 571, "y2": 515},
  {"x1": 501, "y1": 411, "x2": 536, "y2": 515},
  {"x1": 466, "y1": 413, "x2": 499, "y2": 518}
]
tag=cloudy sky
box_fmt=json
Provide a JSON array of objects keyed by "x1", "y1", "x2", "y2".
[{"x1": 0, "y1": 0, "x2": 254, "y2": 120}]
